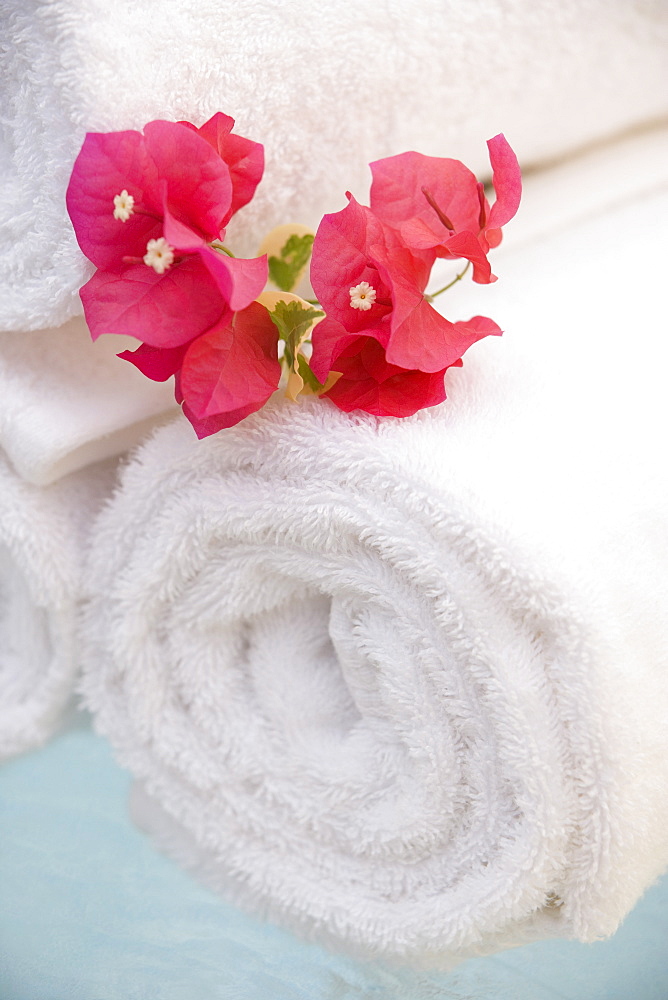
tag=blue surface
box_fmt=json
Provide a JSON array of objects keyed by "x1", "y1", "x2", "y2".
[{"x1": 1, "y1": 721, "x2": 667, "y2": 1000}]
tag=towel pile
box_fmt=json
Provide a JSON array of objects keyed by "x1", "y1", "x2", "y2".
[
  {"x1": 80, "y1": 184, "x2": 668, "y2": 963},
  {"x1": 1, "y1": 0, "x2": 667, "y2": 967}
]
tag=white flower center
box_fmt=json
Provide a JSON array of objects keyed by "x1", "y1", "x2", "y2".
[
  {"x1": 349, "y1": 281, "x2": 376, "y2": 311},
  {"x1": 143, "y1": 237, "x2": 175, "y2": 274},
  {"x1": 113, "y1": 190, "x2": 135, "y2": 221}
]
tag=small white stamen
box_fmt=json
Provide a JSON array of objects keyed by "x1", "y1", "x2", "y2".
[
  {"x1": 144, "y1": 237, "x2": 175, "y2": 274},
  {"x1": 349, "y1": 281, "x2": 376, "y2": 311},
  {"x1": 113, "y1": 189, "x2": 135, "y2": 221}
]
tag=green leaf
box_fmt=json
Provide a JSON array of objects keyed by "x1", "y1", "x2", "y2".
[
  {"x1": 268, "y1": 299, "x2": 323, "y2": 368},
  {"x1": 297, "y1": 353, "x2": 326, "y2": 392},
  {"x1": 268, "y1": 233, "x2": 315, "y2": 292}
]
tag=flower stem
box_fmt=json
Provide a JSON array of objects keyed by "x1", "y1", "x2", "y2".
[
  {"x1": 428, "y1": 261, "x2": 471, "y2": 298},
  {"x1": 210, "y1": 241, "x2": 235, "y2": 257}
]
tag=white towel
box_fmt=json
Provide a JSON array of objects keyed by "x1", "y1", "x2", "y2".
[
  {"x1": 0, "y1": 317, "x2": 176, "y2": 486},
  {"x1": 0, "y1": 456, "x2": 116, "y2": 760},
  {"x1": 2, "y1": 0, "x2": 667, "y2": 332},
  {"x1": 80, "y1": 175, "x2": 668, "y2": 963}
]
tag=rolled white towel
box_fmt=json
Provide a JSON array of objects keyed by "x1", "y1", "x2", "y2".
[
  {"x1": 2, "y1": 0, "x2": 667, "y2": 332},
  {"x1": 0, "y1": 318, "x2": 176, "y2": 486},
  {"x1": 81, "y1": 182, "x2": 668, "y2": 963},
  {"x1": 0, "y1": 456, "x2": 116, "y2": 759}
]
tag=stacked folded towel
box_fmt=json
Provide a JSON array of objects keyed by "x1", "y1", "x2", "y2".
[
  {"x1": 0, "y1": 456, "x2": 115, "y2": 759},
  {"x1": 80, "y1": 183, "x2": 668, "y2": 963},
  {"x1": 0, "y1": 313, "x2": 175, "y2": 752},
  {"x1": 0, "y1": 319, "x2": 176, "y2": 486},
  {"x1": 1, "y1": 0, "x2": 667, "y2": 966}
]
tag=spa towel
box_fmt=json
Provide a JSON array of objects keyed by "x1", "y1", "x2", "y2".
[
  {"x1": 0, "y1": 455, "x2": 116, "y2": 759},
  {"x1": 0, "y1": 318, "x2": 176, "y2": 486},
  {"x1": 80, "y1": 178, "x2": 668, "y2": 963}
]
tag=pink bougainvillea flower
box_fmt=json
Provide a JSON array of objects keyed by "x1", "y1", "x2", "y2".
[
  {"x1": 369, "y1": 134, "x2": 521, "y2": 284},
  {"x1": 66, "y1": 115, "x2": 267, "y2": 347},
  {"x1": 310, "y1": 316, "x2": 499, "y2": 417},
  {"x1": 310, "y1": 195, "x2": 500, "y2": 373},
  {"x1": 121, "y1": 302, "x2": 281, "y2": 438}
]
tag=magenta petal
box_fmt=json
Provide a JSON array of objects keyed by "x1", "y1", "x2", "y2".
[
  {"x1": 385, "y1": 296, "x2": 468, "y2": 372},
  {"x1": 143, "y1": 120, "x2": 233, "y2": 240},
  {"x1": 181, "y1": 399, "x2": 264, "y2": 438},
  {"x1": 192, "y1": 111, "x2": 235, "y2": 144},
  {"x1": 369, "y1": 246, "x2": 461, "y2": 372},
  {"x1": 310, "y1": 317, "x2": 388, "y2": 383},
  {"x1": 199, "y1": 247, "x2": 268, "y2": 312},
  {"x1": 161, "y1": 196, "x2": 206, "y2": 252},
  {"x1": 328, "y1": 367, "x2": 447, "y2": 418},
  {"x1": 486, "y1": 134, "x2": 522, "y2": 231},
  {"x1": 452, "y1": 314, "x2": 503, "y2": 341},
  {"x1": 217, "y1": 131, "x2": 265, "y2": 225},
  {"x1": 371, "y1": 242, "x2": 432, "y2": 296},
  {"x1": 80, "y1": 257, "x2": 227, "y2": 347},
  {"x1": 389, "y1": 311, "x2": 499, "y2": 371},
  {"x1": 198, "y1": 113, "x2": 264, "y2": 226},
  {"x1": 399, "y1": 217, "x2": 443, "y2": 251},
  {"x1": 370, "y1": 151, "x2": 480, "y2": 236},
  {"x1": 118, "y1": 340, "x2": 194, "y2": 381},
  {"x1": 179, "y1": 113, "x2": 264, "y2": 225},
  {"x1": 324, "y1": 335, "x2": 452, "y2": 418},
  {"x1": 180, "y1": 301, "x2": 280, "y2": 420},
  {"x1": 66, "y1": 130, "x2": 162, "y2": 269},
  {"x1": 309, "y1": 317, "x2": 348, "y2": 383},
  {"x1": 442, "y1": 230, "x2": 495, "y2": 284}
]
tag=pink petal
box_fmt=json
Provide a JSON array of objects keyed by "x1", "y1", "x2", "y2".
[
  {"x1": 80, "y1": 256, "x2": 228, "y2": 347},
  {"x1": 387, "y1": 312, "x2": 498, "y2": 373},
  {"x1": 199, "y1": 247, "x2": 268, "y2": 312},
  {"x1": 399, "y1": 216, "x2": 443, "y2": 251},
  {"x1": 330, "y1": 368, "x2": 447, "y2": 417},
  {"x1": 384, "y1": 295, "x2": 470, "y2": 372},
  {"x1": 161, "y1": 194, "x2": 207, "y2": 252},
  {"x1": 370, "y1": 241, "x2": 433, "y2": 295},
  {"x1": 441, "y1": 230, "x2": 495, "y2": 284},
  {"x1": 324, "y1": 336, "x2": 453, "y2": 417},
  {"x1": 370, "y1": 151, "x2": 480, "y2": 237},
  {"x1": 452, "y1": 314, "x2": 503, "y2": 341},
  {"x1": 143, "y1": 120, "x2": 233, "y2": 240},
  {"x1": 179, "y1": 301, "x2": 280, "y2": 420},
  {"x1": 117, "y1": 340, "x2": 194, "y2": 380},
  {"x1": 310, "y1": 317, "x2": 388, "y2": 383},
  {"x1": 193, "y1": 113, "x2": 264, "y2": 226},
  {"x1": 181, "y1": 399, "x2": 265, "y2": 438},
  {"x1": 66, "y1": 130, "x2": 162, "y2": 269},
  {"x1": 486, "y1": 134, "x2": 522, "y2": 231},
  {"x1": 366, "y1": 247, "x2": 458, "y2": 371}
]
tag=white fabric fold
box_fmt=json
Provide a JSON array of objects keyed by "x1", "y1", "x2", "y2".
[
  {"x1": 2, "y1": 0, "x2": 667, "y2": 332},
  {"x1": 0, "y1": 317, "x2": 176, "y2": 486},
  {"x1": 81, "y1": 182, "x2": 668, "y2": 964},
  {"x1": 0, "y1": 456, "x2": 116, "y2": 760}
]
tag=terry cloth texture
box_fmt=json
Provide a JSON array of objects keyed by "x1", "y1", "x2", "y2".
[
  {"x1": 0, "y1": 456, "x2": 117, "y2": 759},
  {"x1": 80, "y1": 177, "x2": 668, "y2": 964},
  {"x1": 0, "y1": 317, "x2": 176, "y2": 486},
  {"x1": 1, "y1": 0, "x2": 667, "y2": 332}
]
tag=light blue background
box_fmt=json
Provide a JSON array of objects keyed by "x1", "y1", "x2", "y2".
[{"x1": 1, "y1": 719, "x2": 667, "y2": 1000}]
